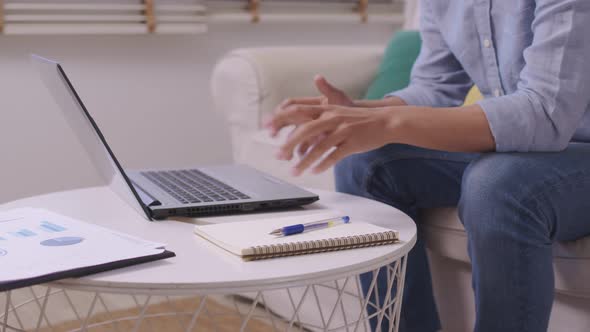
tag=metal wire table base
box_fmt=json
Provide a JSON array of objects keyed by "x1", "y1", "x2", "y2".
[{"x1": 1, "y1": 256, "x2": 407, "y2": 332}]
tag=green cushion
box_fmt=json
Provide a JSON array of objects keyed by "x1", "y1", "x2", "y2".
[{"x1": 363, "y1": 30, "x2": 422, "y2": 100}]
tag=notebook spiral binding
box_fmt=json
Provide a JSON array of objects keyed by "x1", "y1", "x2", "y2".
[{"x1": 244, "y1": 231, "x2": 399, "y2": 261}]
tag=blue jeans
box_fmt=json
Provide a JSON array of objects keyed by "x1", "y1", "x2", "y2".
[{"x1": 334, "y1": 143, "x2": 590, "y2": 332}]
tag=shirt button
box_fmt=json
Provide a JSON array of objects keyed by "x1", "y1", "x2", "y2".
[
  {"x1": 483, "y1": 39, "x2": 492, "y2": 48},
  {"x1": 493, "y1": 89, "x2": 502, "y2": 97}
]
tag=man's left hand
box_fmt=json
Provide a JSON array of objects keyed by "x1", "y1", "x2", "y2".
[{"x1": 266, "y1": 105, "x2": 396, "y2": 176}]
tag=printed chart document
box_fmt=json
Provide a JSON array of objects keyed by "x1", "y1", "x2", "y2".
[{"x1": 0, "y1": 208, "x2": 175, "y2": 291}]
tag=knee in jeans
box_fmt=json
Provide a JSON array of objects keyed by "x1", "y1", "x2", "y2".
[
  {"x1": 334, "y1": 144, "x2": 414, "y2": 194},
  {"x1": 334, "y1": 144, "x2": 428, "y2": 200},
  {"x1": 334, "y1": 150, "x2": 376, "y2": 195},
  {"x1": 458, "y1": 154, "x2": 527, "y2": 241}
]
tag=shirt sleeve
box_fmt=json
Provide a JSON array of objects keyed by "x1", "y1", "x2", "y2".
[
  {"x1": 386, "y1": 0, "x2": 473, "y2": 107},
  {"x1": 478, "y1": 0, "x2": 590, "y2": 152}
]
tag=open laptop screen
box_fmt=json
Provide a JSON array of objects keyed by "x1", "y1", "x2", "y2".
[{"x1": 31, "y1": 55, "x2": 152, "y2": 221}]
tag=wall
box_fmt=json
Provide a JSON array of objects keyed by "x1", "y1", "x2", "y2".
[{"x1": 0, "y1": 22, "x2": 397, "y2": 203}]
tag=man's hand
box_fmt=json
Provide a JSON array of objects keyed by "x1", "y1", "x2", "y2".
[
  {"x1": 268, "y1": 105, "x2": 397, "y2": 176},
  {"x1": 265, "y1": 75, "x2": 356, "y2": 156},
  {"x1": 266, "y1": 75, "x2": 354, "y2": 135},
  {"x1": 264, "y1": 75, "x2": 355, "y2": 137},
  {"x1": 266, "y1": 102, "x2": 496, "y2": 176}
]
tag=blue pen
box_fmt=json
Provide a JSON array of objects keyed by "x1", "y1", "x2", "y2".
[{"x1": 269, "y1": 216, "x2": 351, "y2": 236}]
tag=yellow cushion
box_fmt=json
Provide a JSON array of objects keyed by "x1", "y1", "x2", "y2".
[{"x1": 464, "y1": 86, "x2": 483, "y2": 106}]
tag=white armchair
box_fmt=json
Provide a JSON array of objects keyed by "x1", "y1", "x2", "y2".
[{"x1": 211, "y1": 47, "x2": 590, "y2": 331}]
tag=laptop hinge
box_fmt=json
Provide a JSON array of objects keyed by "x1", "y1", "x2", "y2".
[{"x1": 131, "y1": 182, "x2": 162, "y2": 207}]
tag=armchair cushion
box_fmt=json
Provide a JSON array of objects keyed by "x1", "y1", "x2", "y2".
[
  {"x1": 364, "y1": 30, "x2": 422, "y2": 100},
  {"x1": 421, "y1": 208, "x2": 590, "y2": 296}
]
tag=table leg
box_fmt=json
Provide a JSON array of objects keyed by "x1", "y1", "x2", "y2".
[
  {"x1": 393, "y1": 255, "x2": 408, "y2": 332},
  {"x1": 2, "y1": 291, "x2": 10, "y2": 332}
]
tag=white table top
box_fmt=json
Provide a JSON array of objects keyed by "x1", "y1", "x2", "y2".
[{"x1": 0, "y1": 186, "x2": 416, "y2": 295}]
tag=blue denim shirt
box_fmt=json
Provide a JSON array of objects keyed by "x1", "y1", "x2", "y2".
[{"x1": 388, "y1": 0, "x2": 590, "y2": 152}]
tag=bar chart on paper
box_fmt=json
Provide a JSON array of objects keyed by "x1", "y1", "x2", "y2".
[
  {"x1": 0, "y1": 221, "x2": 68, "y2": 241},
  {"x1": 10, "y1": 229, "x2": 36, "y2": 238},
  {"x1": 40, "y1": 221, "x2": 67, "y2": 233}
]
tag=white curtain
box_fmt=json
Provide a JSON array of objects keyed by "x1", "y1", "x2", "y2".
[{"x1": 403, "y1": 0, "x2": 420, "y2": 30}]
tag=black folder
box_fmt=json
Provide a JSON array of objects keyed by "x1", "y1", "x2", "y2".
[{"x1": 0, "y1": 250, "x2": 175, "y2": 292}]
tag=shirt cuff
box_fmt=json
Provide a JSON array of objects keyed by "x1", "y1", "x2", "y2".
[
  {"x1": 385, "y1": 86, "x2": 435, "y2": 107},
  {"x1": 477, "y1": 95, "x2": 537, "y2": 152}
]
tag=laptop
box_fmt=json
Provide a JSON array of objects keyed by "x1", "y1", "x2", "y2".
[{"x1": 32, "y1": 55, "x2": 319, "y2": 221}]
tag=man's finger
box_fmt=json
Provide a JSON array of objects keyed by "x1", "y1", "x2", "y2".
[
  {"x1": 297, "y1": 140, "x2": 311, "y2": 157},
  {"x1": 266, "y1": 105, "x2": 327, "y2": 136},
  {"x1": 265, "y1": 98, "x2": 323, "y2": 129},
  {"x1": 314, "y1": 75, "x2": 349, "y2": 105},
  {"x1": 279, "y1": 97, "x2": 323, "y2": 109},
  {"x1": 315, "y1": 75, "x2": 340, "y2": 97},
  {"x1": 292, "y1": 129, "x2": 347, "y2": 176},
  {"x1": 297, "y1": 133, "x2": 327, "y2": 157},
  {"x1": 279, "y1": 116, "x2": 339, "y2": 160},
  {"x1": 311, "y1": 142, "x2": 354, "y2": 174}
]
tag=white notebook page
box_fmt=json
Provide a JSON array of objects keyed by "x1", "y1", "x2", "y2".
[{"x1": 193, "y1": 212, "x2": 397, "y2": 257}]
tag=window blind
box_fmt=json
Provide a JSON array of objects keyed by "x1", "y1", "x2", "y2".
[
  {"x1": 209, "y1": 0, "x2": 403, "y2": 24},
  {"x1": 0, "y1": 0, "x2": 207, "y2": 34},
  {"x1": 0, "y1": 0, "x2": 403, "y2": 35}
]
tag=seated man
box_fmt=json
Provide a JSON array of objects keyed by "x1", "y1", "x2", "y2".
[{"x1": 264, "y1": 0, "x2": 590, "y2": 331}]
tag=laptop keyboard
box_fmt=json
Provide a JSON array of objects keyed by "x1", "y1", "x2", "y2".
[{"x1": 141, "y1": 169, "x2": 250, "y2": 204}]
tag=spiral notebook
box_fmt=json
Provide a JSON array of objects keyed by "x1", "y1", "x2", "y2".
[{"x1": 194, "y1": 213, "x2": 399, "y2": 261}]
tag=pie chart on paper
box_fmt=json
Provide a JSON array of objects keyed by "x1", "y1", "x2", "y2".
[{"x1": 41, "y1": 237, "x2": 84, "y2": 247}]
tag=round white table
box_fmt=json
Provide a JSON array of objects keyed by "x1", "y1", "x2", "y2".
[{"x1": 0, "y1": 186, "x2": 416, "y2": 332}]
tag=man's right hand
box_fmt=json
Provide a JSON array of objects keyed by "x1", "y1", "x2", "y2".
[
  {"x1": 275, "y1": 75, "x2": 355, "y2": 114},
  {"x1": 267, "y1": 75, "x2": 354, "y2": 135},
  {"x1": 265, "y1": 75, "x2": 355, "y2": 156}
]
